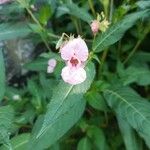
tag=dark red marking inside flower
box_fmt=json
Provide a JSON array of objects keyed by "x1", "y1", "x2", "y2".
[{"x1": 70, "y1": 57, "x2": 79, "y2": 67}]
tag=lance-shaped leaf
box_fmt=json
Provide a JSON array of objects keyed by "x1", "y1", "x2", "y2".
[
  {"x1": 28, "y1": 62, "x2": 95, "y2": 150},
  {"x1": 0, "y1": 106, "x2": 14, "y2": 148},
  {"x1": 1, "y1": 133, "x2": 30, "y2": 150},
  {"x1": 104, "y1": 86, "x2": 150, "y2": 148},
  {"x1": 93, "y1": 10, "x2": 150, "y2": 52},
  {"x1": 117, "y1": 115, "x2": 140, "y2": 150},
  {"x1": 0, "y1": 23, "x2": 32, "y2": 41}
]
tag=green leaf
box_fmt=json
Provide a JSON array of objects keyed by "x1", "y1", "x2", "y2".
[
  {"x1": 121, "y1": 66, "x2": 150, "y2": 86},
  {"x1": 117, "y1": 116, "x2": 140, "y2": 150},
  {"x1": 28, "y1": 62, "x2": 95, "y2": 150},
  {"x1": 136, "y1": 0, "x2": 150, "y2": 9},
  {"x1": 24, "y1": 58, "x2": 48, "y2": 71},
  {"x1": 39, "y1": 5, "x2": 52, "y2": 26},
  {"x1": 104, "y1": 86, "x2": 150, "y2": 148},
  {"x1": 86, "y1": 91, "x2": 108, "y2": 111},
  {"x1": 131, "y1": 52, "x2": 150, "y2": 63},
  {"x1": 0, "y1": 106, "x2": 14, "y2": 148},
  {"x1": 27, "y1": 79, "x2": 42, "y2": 112},
  {"x1": 77, "y1": 137, "x2": 92, "y2": 150},
  {"x1": 0, "y1": 133, "x2": 30, "y2": 150},
  {"x1": 66, "y1": 3, "x2": 93, "y2": 23},
  {"x1": 87, "y1": 126, "x2": 108, "y2": 150},
  {"x1": 93, "y1": 10, "x2": 149, "y2": 52},
  {"x1": 57, "y1": 2, "x2": 93, "y2": 23},
  {"x1": 0, "y1": 2, "x2": 23, "y2": 17},
  {"x1": 0, "y1": 23, "x2": 32, "y2": 41},
  {"x1": 0, "y1": 49, "x2": 5, "y2": 101}
]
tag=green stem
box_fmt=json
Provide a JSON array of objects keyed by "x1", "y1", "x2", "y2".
[
  {"x1": 17, "y1": 0, "x2": 58, "y2": 51},
  {"x1": 123, "y1": 28, "x2": 149, "y2": 64},
  {"x1": 109, "y1": 0, "x2": 113, "y2": 22},
  {"x1": 26, "y1": 7, "x2": 51, "y2": 51},
  {"x1": 99, "y1": 49, "x2": 108, "y2": 77},
  {"x1": 123, "y1": 40, "x2": 141, "y2": 64},
  {"x1": 98, "y1": 0, "x2": 113, "y2": 77},
  {"x1": 88, "y1": 0, "x2": 96, "y2": 17},
  {"x1": 71, "y1": 16, "x2": 80, "y2": 34}
]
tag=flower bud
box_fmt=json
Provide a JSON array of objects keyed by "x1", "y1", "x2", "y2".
[
  {"x1": 47, "y1": 58, "x2": 57, "y2": 73},
  {"x1": 99, "y1": 20, "x2": 110, "y2": 32},
  {"x1": 90, "y1": 20, "x2": 100, "y2": 35}
]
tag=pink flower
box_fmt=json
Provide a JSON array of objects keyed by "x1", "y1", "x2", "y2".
[
  {"x1": 47, "y1": 58, "x2": 57, "y2": 73},
  {"x1": 90, "y1": 20, "x2": 100, "y2": 35},
  {"x1": 0, "y1": 0, "x2": 10, "y2": 4},
  {"x1": 60, "y1": 37, "x2": 88, "y2": 85}
]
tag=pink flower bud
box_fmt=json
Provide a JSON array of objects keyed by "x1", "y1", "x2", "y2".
[
  {"x1": 90, "y1": 20, "x2": 100, "y2": 35},
  {"x1": 47, "y1": 58, "x2": 57, "y2": 73}
]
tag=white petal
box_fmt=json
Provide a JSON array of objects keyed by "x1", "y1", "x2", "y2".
[
  {"x1": 61, "y1": 66, "x2": 86, "y2": 85},
  {"x1": 47, "y1": 66, "x2": 54, "y2": 73}
]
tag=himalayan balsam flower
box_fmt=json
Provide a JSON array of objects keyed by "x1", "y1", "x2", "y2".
[
  {"x1": 47, "y1": 58, "x2": 57, "y2": 73},
  {"x1": 0, "y1": 0, "x2": 10, "y2": 4},
  {"x1": 60, "y1": 37, "x2": 88, "y2": 85},
  {"x1": 90, "y1": 20, "x2": 100, "y2": 35}
]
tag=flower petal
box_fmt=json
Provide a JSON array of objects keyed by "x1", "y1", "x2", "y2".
[
  {"x1": 60, "y1": 41, "x2": 74, "y2": 61},
  {"x1": 73, "y1": 37, "x2": 88, "y2": 61},
  {"x1": 48, "y1": 58, "x2": 57, "y2": 67},
  {"x1": 47, "y1": 66, "x2": 54, "y2": 73},
  {"x1": 61, "y1": 66, "x2": 86, "y2": 85},
  {"x1": 47, "y1": 58, "x2": 57, "y2": 73},
  {"x1": 60, "y1": 37, "x2": 88, "y2": 62}
]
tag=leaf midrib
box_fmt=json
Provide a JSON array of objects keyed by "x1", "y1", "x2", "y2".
[
  {"x1": 127, "y1": 70, "x2": 150, "y2": 76},
  {"x1": 105, "y1": 89, "x2": 150, "y2": 125},
  {"x1": 36, "y1": 85, "x2": 74, "y2": 138},
  {"x1": 0, "y1": 30, "x2": 28, "y2": 36},
  {"x1": 93, "y1": 22, "x2": 123, "y2": 51},
  {"x1": 14, "y1": 139, "x2": 29, "y2": 149}
]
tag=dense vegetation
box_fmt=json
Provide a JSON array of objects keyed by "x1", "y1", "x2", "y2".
[{"x1": 0, "y1": 0, "x2": 150, "y2": 150}]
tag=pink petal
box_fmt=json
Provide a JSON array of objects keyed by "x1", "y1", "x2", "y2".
[
  {"x1": 61, "y1": 66, "x2": 86, "y2": 85},
  {"x1": 90, "y1": 20, "x2": 99, "y2": 35},
  {"x1": 73, "y1": 37, "x2": 88, "y2": 61},
  {"x1": 60, "y1": 41, "x2": 74, "y2": 61},
  {"x1": 48, "y1": 58, "x2": 57, "y2": 67},
  {"x1": 47, "y1": 58, "x2": 57, "y2": 73},
  {"x1": 60, "y1": 37, "x2": 88, "y2": 62}
]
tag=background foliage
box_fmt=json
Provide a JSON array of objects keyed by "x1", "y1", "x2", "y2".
[{"x1": 0, "y1": 0, "x2": 150, "y2": 150}]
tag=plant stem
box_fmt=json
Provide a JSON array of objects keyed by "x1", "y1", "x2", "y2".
[
  {"x1": 25, "y1": 7, "x2": 51, "y2": 51},
  {"x1": 123, "y1": 40, "x2": 141, "y2": 64},
  {"x1": 88, "y1": 0, "x2": 96, "y2": 17},
  {"x1": 99, "y1": 49, "x2": 108, "y2": 77},
  {"x1": 71, "y1": 16, "x2": 80, "y2": 34},
  {"x1": 17, "y1": 0, "x2": 59, "y2": 51},
  {"x1": 98, "y1": 0, "x2": 113, "y2": 77},
  {"x1": 109, "y1": 0, "x2": 113, "y2": 22},
  {"x1": 123, "y1": 28, "x2": 149, "y2": 64}
]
